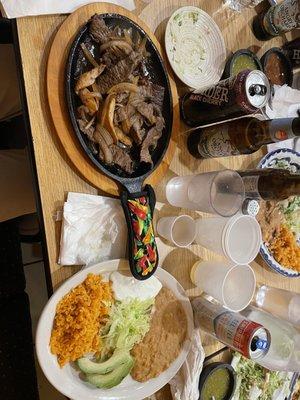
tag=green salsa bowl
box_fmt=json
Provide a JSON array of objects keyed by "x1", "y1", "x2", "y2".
[
  {"x1": 223, "y1": 49, "x2": 263, "y2": 78},
  {"x1": 199, "y1": 362, "x2": 236, "y2": 400}
]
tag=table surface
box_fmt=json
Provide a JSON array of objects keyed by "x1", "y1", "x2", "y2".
[{"x1": 16, "y1": 0, "x2": 299, "y2": 370}]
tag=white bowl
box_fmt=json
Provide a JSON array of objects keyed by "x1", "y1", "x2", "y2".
[{"x1": 165, "y1": 6, "x2": 226, "y2": 90}]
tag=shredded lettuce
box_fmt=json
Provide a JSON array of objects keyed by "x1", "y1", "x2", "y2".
[
  {"x1": 101, "y1": 298, "x2": 154, "y2": 355},
  {"x1": 232, "y1": 353, "x2": 288, "y2": 400},
  {"x1": 272, "y1": 159, "x2": 298, "y2": 174},
  {"x1": 280, "y1": 196, "x2": 300, "y2": 238}
]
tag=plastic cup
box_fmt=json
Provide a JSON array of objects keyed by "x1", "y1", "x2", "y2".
[
  {"x1": 195, "y1": 215, "x2": 262, "y2": 264},
  {"x1": 166, "y1": 170, "x2": 245, "y2": 217},
  {"x1": 191, "y1": 260, "x2": 256, "y2": 312},
  {"x1": 156, "y1": 215, "x2": 196, "y2": 247}
]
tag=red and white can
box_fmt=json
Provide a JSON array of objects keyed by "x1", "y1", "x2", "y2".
[{"x1": 192, "y1": 297, "x2": 270, "y2": 359}]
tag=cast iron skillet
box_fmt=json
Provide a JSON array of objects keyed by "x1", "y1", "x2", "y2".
[{"x1": 66, "y1": 13, "x2": 173, "y2": 280}]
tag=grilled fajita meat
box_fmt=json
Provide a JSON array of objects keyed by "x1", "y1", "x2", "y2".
[
  {"x1": 138, "y1": 84, "x2": 165, "y2": 107},
  {"x1": 140, "y1": 117, "x2": 165, "y2": 165},
  {"x1": 97, "y1": 52, "x2": 143, "y2": 94},
  {"x1": 110, "y1": 144, "x2": 133, "y2": 173},
  {"x1": 75, "y1": 16, "x2": 166, "y2": 174},
  {"x1": 77, "y1": 118, "x2": 95, "y2": 141},
  {"x1": 89, "y1": 15, "x2": 112, "y2": 44}
]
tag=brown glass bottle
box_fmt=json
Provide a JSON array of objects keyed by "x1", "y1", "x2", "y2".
[
  {"x1": 239, "y1": 169, "x2": 300, "y2": 201},
  {"x1": 252, "y1": 0, "x2": 300, "y2": 41},
  {"x1": 282, "y1": 38, "x2": 300, "y2": 69},
  {"x1": 187, "y1": 117, "x2": 300, "y2": 159}
]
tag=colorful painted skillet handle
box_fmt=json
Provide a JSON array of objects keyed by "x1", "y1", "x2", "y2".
[{"x1": 120, "y1": 185, "x2": 158, "y2": 280}]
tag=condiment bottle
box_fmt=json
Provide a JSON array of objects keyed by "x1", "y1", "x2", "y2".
[{"x1": 241, "y1": 198, "x2": 260, "y2": 216}]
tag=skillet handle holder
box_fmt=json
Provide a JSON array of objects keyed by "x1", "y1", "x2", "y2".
[{"x1": 120, "y1": 185, "x2": 158, "y2": 280}]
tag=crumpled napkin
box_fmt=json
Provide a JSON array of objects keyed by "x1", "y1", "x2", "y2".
[
  {"x1": 58, "y1": 192, "x2": 127, "y2": 266},
  {"x1": 265, "y1": 85, "x2": 300, "y2": 153},
  {"x1": 169, "y1": 329, "x2": 205, "y2": 400},
  {"x1": 0, "y1": 0, "x2": 135, "y2": 18}
]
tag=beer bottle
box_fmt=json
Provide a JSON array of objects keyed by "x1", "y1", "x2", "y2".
[
  {"x1": 252, "y1": 0, "x2": 300, "y2": 41},
  {"x1": 187, "y1": 117, "x2": 300, "y2": 159},
  {"x1": 282, "y1": 38, "x2": 300, "y2": 69},
  {"x1": 238, "y1": 169, "x2": 300, "y2": 201}
]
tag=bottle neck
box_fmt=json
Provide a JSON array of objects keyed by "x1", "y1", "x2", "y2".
[
  {"x1": 259, "y1": 173, "x2": 300, "y2": 200},
  {"x1": 268, "y1": 118, "x2": 300, "y2": 143},
  {"x1": 246, "y1": 118, "x2": 299, "y2": 150}
]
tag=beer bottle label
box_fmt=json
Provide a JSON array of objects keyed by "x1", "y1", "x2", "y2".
[
  {"x1": 263, "y1": 0, "x2": 300, "y2": 35},
  {"x1": 242, "y1": 176, "x2": 261, "y2": 199},
  {"x1": 198, "y1": 126, "x2": 240, "y2": 158},
  {"x1": 270, "y1": 119, "x2": 295, "y2": 142},
  {"x1": 292, "y1": 49, "x2": 300, "y2": 65}
]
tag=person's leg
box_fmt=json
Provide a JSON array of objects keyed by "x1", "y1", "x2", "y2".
[
  {"x1": 0, "y1": 18, "x2": 12, "y2": 44},
  {"x1": 0, "y1": 219, "x2": 39, "y2": 400}
]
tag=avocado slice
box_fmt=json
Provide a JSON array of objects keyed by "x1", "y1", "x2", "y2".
[
  {"x1": 77, "y1": 349, "x2": 130, "y2": 375},
  {"x1": 86, "y1": 357, "x2": 134, "y2": 389}
]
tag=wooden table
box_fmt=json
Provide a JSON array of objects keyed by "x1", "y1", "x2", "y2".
[{"x1": 16, "y1": 0, "x2": 299, "y2": 376}]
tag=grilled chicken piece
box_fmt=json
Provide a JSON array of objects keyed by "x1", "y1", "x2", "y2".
[{"x1": 75, "y1": 65, "x2": 105, "y2": 94}]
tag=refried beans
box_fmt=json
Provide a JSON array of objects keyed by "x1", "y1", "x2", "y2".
[{"x1": 130, "y1": 287, "x2": 187, "y2": 382}]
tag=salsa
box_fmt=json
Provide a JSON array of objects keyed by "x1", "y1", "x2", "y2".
[
  {"x1": 264, "y1": 53, "x2": 287, "y2": 85},
  {"x1": 201, "y1": 368, "x2": 231, "y2": 400},
  {"x1": 232, "y1": 54, "x2": 258, "y2": 76}
]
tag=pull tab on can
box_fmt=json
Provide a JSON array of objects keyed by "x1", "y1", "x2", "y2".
[
  {"x1": 249, "y1": 84, "x2": 267, "y2": 96},
  {"x1": 245, "y1": 70, "x2": 270, "y2": 110}
]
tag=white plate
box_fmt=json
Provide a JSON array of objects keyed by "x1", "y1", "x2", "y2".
[
  {"x1": 165, "y1": 6, "x2": 226, "y2": 89},
  {"x1": 36, "y1": 259, "x2": 193, "y2": 400}
]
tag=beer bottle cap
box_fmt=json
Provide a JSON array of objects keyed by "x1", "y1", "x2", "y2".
[{"x1": 242, "y1": 199, "x2": 260, "y2": 216}]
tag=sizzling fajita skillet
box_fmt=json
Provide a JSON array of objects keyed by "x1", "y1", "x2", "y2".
[{"x1": 66, "y1": 13, "x2": 173, "y2": 280}]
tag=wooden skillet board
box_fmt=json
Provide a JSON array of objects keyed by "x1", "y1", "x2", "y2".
[{"x1": 47, "y1": 2, "x2": 179, "y2": 196}]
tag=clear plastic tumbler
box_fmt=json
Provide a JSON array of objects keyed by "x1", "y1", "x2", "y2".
[
  {"x1": 191, "y1": 260, "x2": 256, "y2": 312},
  {"x1": 195, "y1": 215, "x2": 262, "y2": 264},
  {"x1": 166, "y1": 170, "x2": 245, "y2": 217},
  {"x1": 156, "y1": 215, "x2": 196, "y2": 247}
]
